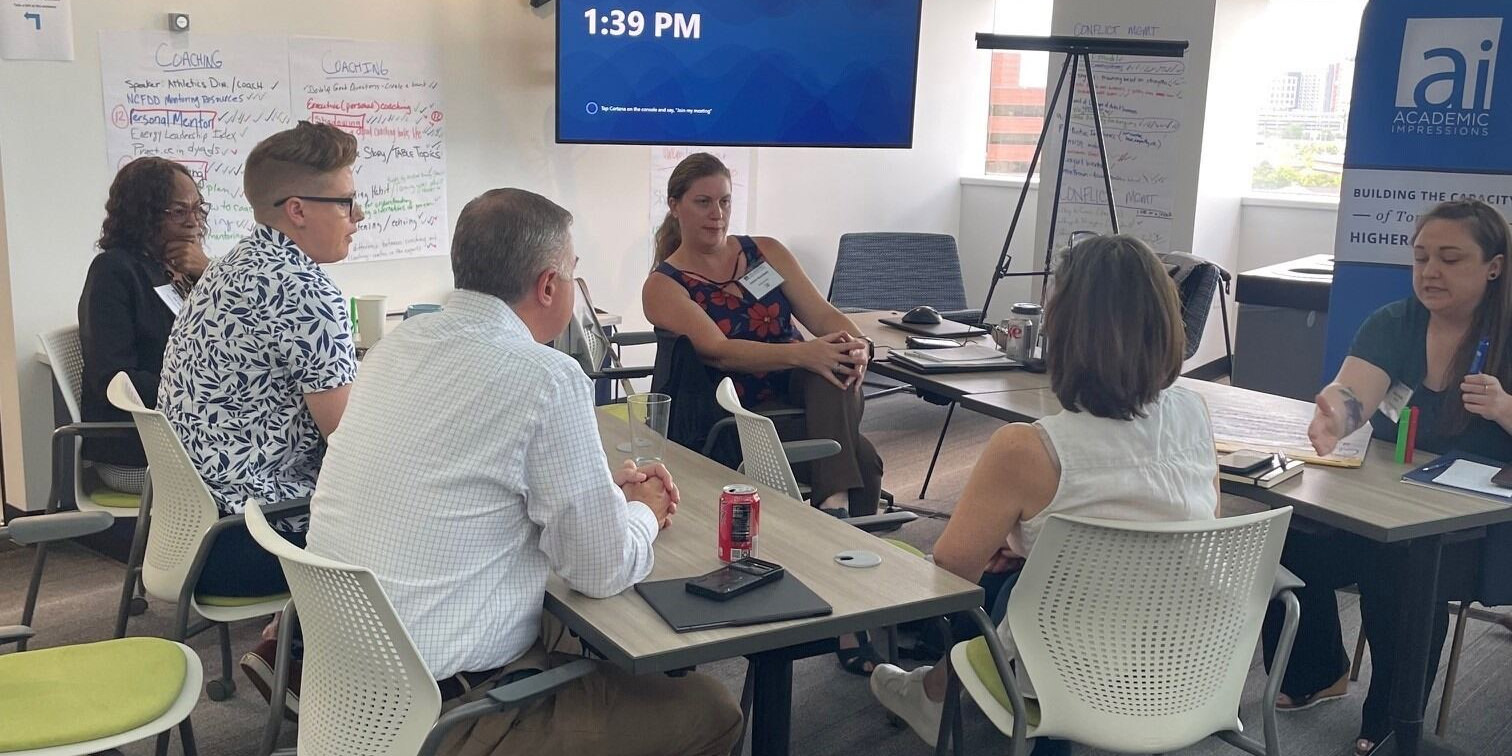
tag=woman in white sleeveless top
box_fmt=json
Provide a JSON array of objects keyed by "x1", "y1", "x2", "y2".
[{"x1": 871, "y1": 235, "x2": 1220, "y2": 754}]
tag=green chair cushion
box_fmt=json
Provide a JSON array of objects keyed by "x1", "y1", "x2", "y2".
[
  {"x1": 0, "y1": 637, "x2": 186, "y2": 751},
  {"x1": 196, "y1": 591, "x2": 290, "y2": 608},
  {"x1": 882, "y1": 538, "x2": 926, "y2": 559},
  {"x1": 963, "y1": 636, "x2": 1041, "y2": 727},
  {"x1": 87, "y1": 487, "x2": 141, "y2": 510}
]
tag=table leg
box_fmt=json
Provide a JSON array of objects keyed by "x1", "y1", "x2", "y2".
[
  {"x1": 748, "y1": 651, "x2": 793, "y2": 756},
  {"x1": 1377, "y1": 535, "x2": 1461, "y2": 756}
]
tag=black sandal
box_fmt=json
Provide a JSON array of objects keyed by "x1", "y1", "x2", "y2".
[{"x1": 835, "y1": 633, "x2": 886, "y2": 676}]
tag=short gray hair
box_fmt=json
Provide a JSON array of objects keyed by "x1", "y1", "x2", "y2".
[{"x1": 451, "y1": 189, "x2": 574, "y2": 303}]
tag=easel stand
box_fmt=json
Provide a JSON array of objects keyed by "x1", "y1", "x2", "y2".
[
  {"x1": 919, "y1": 34, "x2": 1190, "y2": 500},
  {"x1": 976, "y1": 34, "x2": 1189, "y2": 318}
]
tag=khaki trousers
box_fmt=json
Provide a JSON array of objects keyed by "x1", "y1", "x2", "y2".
[{"x1": 435, "y1": 616, "x2": 743, "y2": 756}]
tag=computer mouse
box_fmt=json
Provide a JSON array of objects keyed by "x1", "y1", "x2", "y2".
[{"x1": 901, "y1": 305, "x2": 943, "y2": 325}]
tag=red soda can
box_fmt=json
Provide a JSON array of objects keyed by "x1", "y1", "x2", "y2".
[{"x1": 718, "y1": 484, "x2": 761, "y2": 562}]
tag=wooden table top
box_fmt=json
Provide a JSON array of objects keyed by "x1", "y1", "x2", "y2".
[
  {"x1": 961, "y1": 380, "x2": 1512, "y2": 543},
  {"x1": 849, "y1": 311, "x2": 1052, "y2": 398},
  {"x1": 543, "y1": 410, "x2": 983, "y2": 675}
]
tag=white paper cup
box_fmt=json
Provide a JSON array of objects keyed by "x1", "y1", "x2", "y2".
[{"x1": 355, "y1": 294, "x2": 388, "y2": 348}]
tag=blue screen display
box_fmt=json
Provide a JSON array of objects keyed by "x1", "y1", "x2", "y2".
[{"x1": 556, "y1": 0, "x2": 923, "y2": 147}]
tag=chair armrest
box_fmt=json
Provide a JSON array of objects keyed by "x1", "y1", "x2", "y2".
[
  {"x1": 0, "y1": 625, "x2": 36, "y2": 645},
  {"x1": 609, "y1": 330, "x2": 657, "y2": 347},
  {"x1": 1272, "y1": 566, "x2": 1304, "y2": 600},
  {"x1": 757, "y1": 407, "x2": 805, "y2": 419},
  {"x1": 781, "y1": 439, "x2": 841, "y2": 465},
  {"x1": 962, "y1": 607, "x2": 1031, "y2": 750},
  {"x1": 260, "y1": 497, "x2": 311, "y2": 517},
  {"x1": 593, "y1": 366, "x2": 655, "y2": 380},
  {"x1": 486, "y1": 659, "x2": 597, "y2": 708},
  {"x1": 843, "y1": 511, "x2": 918, "y2": 533},
  {"x1": 940, "y1": 308, "x2": 984, "y2": 326},
  {"x1": 420, "y1": 660, "x2": 599, "y2": 756},
  {"x1": 52, "y1": 421, "x2": 138, "y2": 439},
  {"x1": 2, "y1": 510, "x2": 115, "y2": 546}
]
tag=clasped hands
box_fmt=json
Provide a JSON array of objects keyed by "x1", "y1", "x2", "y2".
[
  {"x1": 798, "y1": 331, "x2": 870, "y2": 391},
  {"x1": 615, "y1": 460, "x2": 679, "y2": 530}
]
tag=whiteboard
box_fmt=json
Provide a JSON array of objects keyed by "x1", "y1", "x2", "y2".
[
  {"x1": 98, "y1": 31, "x2": 446, "y2": 262},
  {"x1": 100, "y1": 31, "x2": 294, "y2": 256},
  {"x1": 648, "y1": 145, "x2": 753, "y2": 266},
  {"x1": 1036, "y1": 24, "x2": 1189, "y2": 253},
  {"x1": 290, "y1": 37, "x2": 447, "y2": 262}
]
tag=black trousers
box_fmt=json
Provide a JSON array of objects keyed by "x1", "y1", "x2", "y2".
[
  {"x1": 1260, "y1": 526, "x2": 1477, "y2": 742},
  {"x1": 195, "y1": 515, "x2": 307, "y2": 598}
]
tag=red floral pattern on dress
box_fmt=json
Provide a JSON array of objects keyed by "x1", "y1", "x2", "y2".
[
  {"x1": 654, "y1": 237, "x2": 801, "y2": 404},
  {"x1": 749, "y1": 302, "x2": 781, "y2": 338}
]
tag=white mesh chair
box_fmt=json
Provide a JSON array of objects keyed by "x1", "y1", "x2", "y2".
[
  {"x1": 242, "y1": 502, "x2": 598, "y2": 756},
  {"x1": 939, "y1": 509, "x2": 1302, "y2": 756},
  {"x1": 20, "y1": 327, "x2": 150, "y2": 649},
  {"x1": 108, "y1": 372, "x2": 297, "y2": 702},
  {"x1": 0, "y1": 510, "x2": 202, "y2": 756}
]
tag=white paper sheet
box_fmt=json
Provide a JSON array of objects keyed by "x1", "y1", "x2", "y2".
[
  {"x1": 1434, "y1": 460, "x2": 1512, "y2": 498},
  {"x1": 0, "y1": 0, "x2": 73, "y2": 61}
]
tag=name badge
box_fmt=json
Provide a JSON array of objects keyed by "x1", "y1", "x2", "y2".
[
  {"x1": 154, "y1": 284, "x2": 184, "y2": 315},
  {"x1": 738, "y1": 261, "x2": 785, "y2": 301},
  {"x1": 1381, "y1": 381, "x2": 1414, "y2": 423}
]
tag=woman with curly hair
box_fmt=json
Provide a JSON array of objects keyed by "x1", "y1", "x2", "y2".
[{"x1": 78, "y1": 156, "x2": 210, "y2": 493}]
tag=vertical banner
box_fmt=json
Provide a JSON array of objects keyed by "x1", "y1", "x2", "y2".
[{"x1": 1325, "y1": 0, "x2": 1512, "y2": 376}]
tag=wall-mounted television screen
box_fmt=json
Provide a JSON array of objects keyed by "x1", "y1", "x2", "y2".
[{"x1": 556, "y1": 0, "x2": 923, "y2": 148}]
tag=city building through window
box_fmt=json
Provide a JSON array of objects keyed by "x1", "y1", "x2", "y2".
[{"x1": 982, "y1": 0, "x2": 1366, "y2": 199}]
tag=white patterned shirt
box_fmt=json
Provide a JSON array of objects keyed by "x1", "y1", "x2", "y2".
[
  {"x1": 305, "y1": 289, "x2": 659, "y2": 679},
  {"x1": 158, "y1": 225, "x2": 357, "y2": 530}
]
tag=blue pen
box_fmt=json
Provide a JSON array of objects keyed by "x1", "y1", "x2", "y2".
[{"x1": 1470, "y1": 336, "x2": 1491, "y2": 375}]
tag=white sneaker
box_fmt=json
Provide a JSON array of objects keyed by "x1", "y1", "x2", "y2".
[{"x1": 870, "y1": 663, "x2": 944, "y2": 748}]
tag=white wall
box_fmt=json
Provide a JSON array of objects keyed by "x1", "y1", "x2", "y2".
[{"x1": 0, "y1": 0, "x2": 995, "y2": 510}]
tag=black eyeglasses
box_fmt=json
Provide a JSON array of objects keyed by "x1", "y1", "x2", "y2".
[
  {"x1": 163, "y1": 201, "x2": 212, "y2": 223},
  {"x1": 273, "y1": 195, "x2": 358, "y2": 216}
]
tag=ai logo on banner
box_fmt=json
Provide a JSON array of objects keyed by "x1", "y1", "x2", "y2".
[{"x1": 1393, "y1": 17, "x2": 1502, "y2": 136}]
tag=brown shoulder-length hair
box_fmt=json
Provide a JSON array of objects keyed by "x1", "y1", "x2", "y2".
[
  {"x1": 1045, "y1": 234, "x2": 1185, "y2": 420},
  {"x1": 1415, "y1": 199, "x2": 1512, "y2": 435},
  {"x1": 652, "y1": 152, "x2": 730, "y2": 265},
  {"x1": 98, "y1": 157, "x2": 201, "y2": 262}
]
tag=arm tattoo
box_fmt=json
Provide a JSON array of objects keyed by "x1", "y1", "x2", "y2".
[{"x1": 1338, "y1": 386, "x2": 1366, "y2": 434}]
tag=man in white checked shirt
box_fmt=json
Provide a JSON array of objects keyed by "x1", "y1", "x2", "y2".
[{"x1": 305, "y1": 188, "x2": 741, "y2": 755}]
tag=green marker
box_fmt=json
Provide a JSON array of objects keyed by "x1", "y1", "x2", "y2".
[{"x1": 1394, "y1": 410, "x2": 1410, "y2": 464}]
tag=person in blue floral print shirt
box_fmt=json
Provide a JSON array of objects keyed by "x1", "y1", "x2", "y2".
[{"x1": 158, "y1": 121, "x2": 363, "y2": 603}]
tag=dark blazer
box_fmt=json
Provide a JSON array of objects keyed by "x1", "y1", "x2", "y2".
[{"x1": 77, "y1": 248, "x2": 176, "y2": 467}]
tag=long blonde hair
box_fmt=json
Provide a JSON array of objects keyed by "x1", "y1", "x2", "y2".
[{"x1": 653, "y1": 153, "x2": 731, "y2": 265}]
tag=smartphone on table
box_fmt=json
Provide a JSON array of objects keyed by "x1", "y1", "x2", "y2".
[{"x1": 685, "y1": 557, "x2": 785, "y2": 601}]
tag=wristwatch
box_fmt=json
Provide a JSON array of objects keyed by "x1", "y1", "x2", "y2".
[{"x1": 858, "y1": 335, "x2": 875, "y2": 361}]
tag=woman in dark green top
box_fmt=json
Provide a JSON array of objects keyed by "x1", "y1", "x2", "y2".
[{"x1": 1260, "y1": 199, "x2": 1511, "y2": 756}]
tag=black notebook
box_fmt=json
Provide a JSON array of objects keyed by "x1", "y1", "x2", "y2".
[{"x1": 636, "y1": 573, "x2": 832, "y2": 633}]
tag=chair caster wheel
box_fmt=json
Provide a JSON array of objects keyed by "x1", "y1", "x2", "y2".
[
  {"x1": 207, "y1": 679, "x2": 236, "y2": 701},
  {"x1": 129, "y1": 597, "x2": 148, "y2": 615}
]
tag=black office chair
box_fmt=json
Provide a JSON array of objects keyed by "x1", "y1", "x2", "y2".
[{"x1": 1158, "y1": 251, "x2": 1234, "y2": 369}]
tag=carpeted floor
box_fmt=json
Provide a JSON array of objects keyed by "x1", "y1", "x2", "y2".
[{"x1": 6, "y1": 392, "x2": 1512, "y2": 755}]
